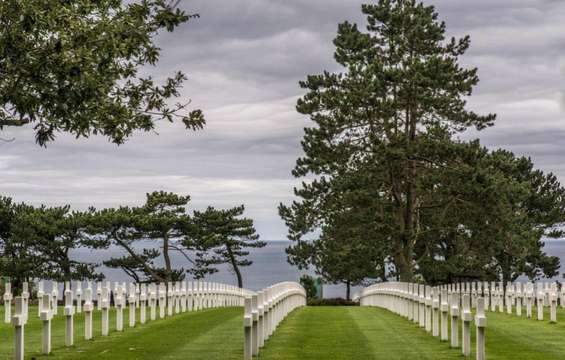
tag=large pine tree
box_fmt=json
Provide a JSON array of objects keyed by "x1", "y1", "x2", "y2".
[{"x1": 280, "y1": 0, "x2": 495, "y2": 281}]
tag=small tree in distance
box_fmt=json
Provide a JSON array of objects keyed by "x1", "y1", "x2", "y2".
[
  {"x1": 299, "y1": 275, "x2": 317, "y2": 300},
  {"x1": 186, "y1": 205, "x2": 265, "y2": 288}
]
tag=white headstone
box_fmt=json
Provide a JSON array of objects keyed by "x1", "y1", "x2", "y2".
[
  {"x1": 75, "y1": 281, "x2": 83, "y2": 314},
  {"x1": 64, "y1": 282, "x2": 75, "y2": 346},
  {"x1": 140, "y1": 284, "x2": 147, "y2": 324},
  {"x1": 4, "y1": 281, "x2": 12, "y2": 324},
  {"x1": 83, "y1": 282, "x2": 93, "y2": 340},
  {"x1": 128, "y1": 283, "x2": 136, "y2": 327},
  {"x1": 12, "y1": 296, "x2": 25, "y2": 360},
  {"x1": 40, "y1": 293, "x2": 53, "y2": 354}
]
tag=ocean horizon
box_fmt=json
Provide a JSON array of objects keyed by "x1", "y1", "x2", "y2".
[{"x1": 70, "y1": 239, "x2": 565, "y2": 299}]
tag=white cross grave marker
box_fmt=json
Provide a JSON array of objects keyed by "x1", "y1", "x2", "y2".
[
  {"x1": 40, "y1": 293, "x2": 53, "y2": 354},
  {"x1": 461, "y1": 294, "x2": 472, "y2": 356},
  {"x1": 475, "y1": 297, "x2": 487, "y2": 360},
  {"x1": 4, "y1": 281, "x2": 12, "y2": 324},
  {"x1": 12, "y1": 296, "x2": 25, "y2": 360},
  {"x1": 64, "y1": 282, "x2": 75, "y2": 346},
  {"x1": 75, "y1": 281, "x2": 83, "y2": 314},
  {"x1": 101, "y1": 284, "x2": 110, "y2": 336},
  {"x1": 159, "y1": 283, "x2": 166, "y2": 319},
  {"x1": 115, "y1": 282, "x2": 125, "y2": 331},
  {"x1": 51, "y1": 282, "x2": 59, "y2": 316},
  {"x1": 84, "y1": 282, "x2": 94, "y2": 340},
  {"x1": 450, "y1": 292, "x2": 459, "y2": 348},
  {"x1": 37, "y1": 280, "x2": 45, "y2": 317},
  {"x1": 128, "y1": 283, "x2": 137, "y2": 327},
  {"x1": 440, "y1": 288, "x2": 448, "y2": 342}
]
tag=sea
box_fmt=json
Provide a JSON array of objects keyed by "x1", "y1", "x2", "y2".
[{"x1": 70, "y1": 240, "x2": 565, "y2": 299}]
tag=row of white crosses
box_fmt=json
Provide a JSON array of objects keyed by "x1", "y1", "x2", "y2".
[
  {"x1": 243, "y1": 282, "x2": 307, "y2": 360},
  {"x1": 357, "y1": 282, "x2": 487, "y2": 360},
  {"x1": 484, "y1": 281, "x2": 562, "y2": 323},
  {"x1": 4, "y1": 279, "x2": 252, "y2": 360}
]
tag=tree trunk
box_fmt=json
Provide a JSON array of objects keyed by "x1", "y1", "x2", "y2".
[
  {"x1": 111, "y1": 231, "x2": 165, "y2": 282},
  {"x1": 346, "y1": 280, "x2": 351, "y2": 300},
  {"x1": 63, "y1": 248, "x2": 72, "y2": 281},
  {"x1": 226, "y1": 246, "x2": 243, "y2": 288},
  {"x1": 395, "y1": 247, "x2": 415, "y2": 282},
  {"x1": 163, "y1": 233, "x2": 172, "y2": 281}
]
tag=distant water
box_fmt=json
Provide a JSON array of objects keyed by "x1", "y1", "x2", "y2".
[
  {"x1": 71, "y1": 240, "x2": 565, "y2": 299},
  {"x1": 70, "y1": 240, "x2": 359, "y2": 299},
  {"x1": 539, "y1": 240, "x2": 565, "y2": 281}
]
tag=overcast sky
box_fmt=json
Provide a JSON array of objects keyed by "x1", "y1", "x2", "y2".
[{"x1": 1, "y1": 0, "x2": 564, "y2": 240}]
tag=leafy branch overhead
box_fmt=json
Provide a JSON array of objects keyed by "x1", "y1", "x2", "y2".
[{"x1": 0, "y1": 0, "x2": 204, "y2": 145}]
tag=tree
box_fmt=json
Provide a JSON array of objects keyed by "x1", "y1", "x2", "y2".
[
  {"x1": 415, "y1": 146, "x2": 565, "y2": 284},
  {"x1": 469, "y1": 150, "x2": 563, "y2": 282},
  {"x1": 0, "y1": 198, "x2": 104, "y2": 289},
  {"x1": 19, "y1": 206, "x2": 105, "y2": 282},
  {"x1": 0, "y1": 0, "x2": 204, "y2": 145},
  {"x1": 0, "y1": 198, "x2": 38, "y2": 290},
  {"x1": 91, "y1": 191, "x2": 192, "y2": 283},
  {"x1": 103, "y1": 249, "x2": 161, "y2": 284},
  {"x1": 284, "y1": 200, "x2": 389, "y2": 299},
  {"x1": 299, "y1": 275, "x2": 317, "y2": 300},
  {"x1": 186, "y1": 205, "x2": 264, "y2": 288},
  {"x1": 280, "y1": 0, "x2": 495, "y2": 281}
]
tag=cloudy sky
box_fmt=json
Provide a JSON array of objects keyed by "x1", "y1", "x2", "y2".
[{"x1": 1, "y1": 0, "x2": 564, "y2": 240}]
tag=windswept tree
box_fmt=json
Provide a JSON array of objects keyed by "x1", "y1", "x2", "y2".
[
  {"x1": 0, "y1": 198, "x2": 104, "y2": 289},
  {"x1": 186, "y1": 206, "x2": 264, "y2": 288},
  {"x1": 91, "y1": 191, "x2": 192, "y2": 283},
  {"x1": 19, "y1": 206, "x2": 105, "y2": 282},
  {"x1": 280, "y1": 0, "x2": 495, "y2": 281},
  {"x1": 0, "y1": 198, "x2": 38, "y2": 289},
  {"x1": 0, "y1": 0, "x2": 204, "y2": 145}
]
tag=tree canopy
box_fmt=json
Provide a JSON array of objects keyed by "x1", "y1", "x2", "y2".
[
  {"x1": 186, "y1": 205, "x2": 264, "y2": 288},
  {"x1": 280, "y1": 0, "x2": 565, "y2": 288},
  {"x1": 0, "y1": 0, "x2": 204, "y2": 145}
]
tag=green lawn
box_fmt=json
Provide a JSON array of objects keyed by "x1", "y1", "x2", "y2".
[
  {"x1": 259, "y1": 306, "x2": 565, "y2": 360},
  {"x1": 3, "y1": 305, "x2": 565, "y2": 359},
  {"x1": 0, "y1": 306, "x2": 243, "y2": 360}
]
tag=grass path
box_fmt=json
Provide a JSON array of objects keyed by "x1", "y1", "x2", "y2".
[
  {"x1": 259, "y1": 307, "x2": 461, "y2": 360},
  {"x1": 259, "y1": 306, "x2": 565, "y2": 360}
]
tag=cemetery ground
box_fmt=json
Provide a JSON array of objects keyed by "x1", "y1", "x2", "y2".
[{"x1": 5, "y1": 305, "x2": 565, "y2": 359}]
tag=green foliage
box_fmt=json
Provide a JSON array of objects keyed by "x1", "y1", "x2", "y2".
[
  {"x1": 417, "y1": 148, "x2": 564, "y2": 283},
  {"x1": 91, "y1": 191, "x2": 192, "y2": 283},
  {"x1": 306, "y1": 298, "x2": 359, "y2": 306},
  {"x1": 280, "y1": 0, "x2": 563, "y2": 286},
  {"x1": 299, "y1": 274, "x2": 317, "y2": 299},
  {"x1": 0, "y1": 192, "x2": 263, "y2": 287},
  {"x1": 0, "y1": 0, "x2": 204, "y2": 145},
  {"x1": 0, "y1": 197, "x2": 104, "y2": 289},
  {"x1": 185, "y1": 205, "x2": 264, "y2": 288}
]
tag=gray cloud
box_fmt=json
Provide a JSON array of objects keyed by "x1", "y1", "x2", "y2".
[{"x1": 1, "y1": 0, "x2": 564, "y2": 239}]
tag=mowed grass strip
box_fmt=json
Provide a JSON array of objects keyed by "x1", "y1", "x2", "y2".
[
  {"x1": 260, "y1": 306, "x2": 565, "y2": 360},
  {"x1": 259, "y1": 306, "x2": 462, "y2": 360},
  {"x1": 0, "y1": 306, "x2": 243, "y2": 360}
]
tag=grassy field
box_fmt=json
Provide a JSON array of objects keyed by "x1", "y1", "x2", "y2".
[
  {"x1": 0, "y1": 306, "x2": 243, "y2": 360},
  {"x1": 4, "y1": 305, "x2": 565, "y2": 359},
  {"x1": 260, "y1": 306, "x2": 565, "y2": 360}
]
